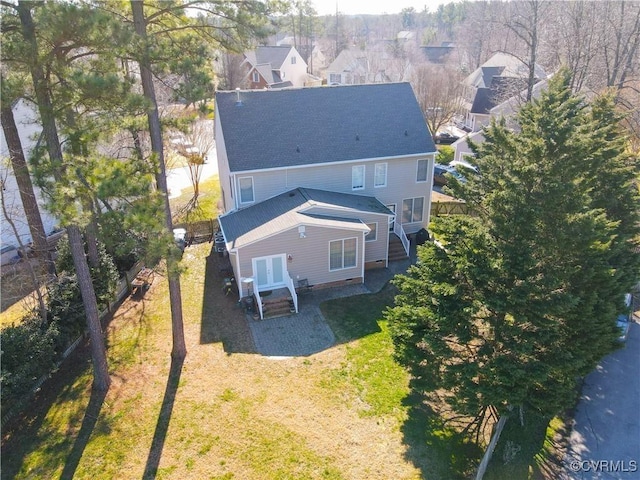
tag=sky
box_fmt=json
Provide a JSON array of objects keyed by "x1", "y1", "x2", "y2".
[{"x1": 311, "y1": 0, "x2": 457, "y2": 16}]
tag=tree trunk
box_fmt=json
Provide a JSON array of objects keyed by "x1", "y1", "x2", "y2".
[
  {"x1": 131, "y1": 0, "x2": 186, "y2": 360},
  {"x1": 0, "y1": 102, "x2": 55, "y2": 275},
  {"x1": 17, "y1": 0, "x2": 110, "y2": 390},
  {"x1": 0, "y1": 182, "x2": 47, "y2": 323},
  {"x1": 67, "y1": 224, "x2": 110, "y2": 391}
]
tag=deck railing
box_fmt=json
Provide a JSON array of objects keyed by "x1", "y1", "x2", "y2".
[
  {"x1": 254, "y1": 289, "x2": 263, "y2": 320},
  {"x1": 285, "y1": 274, "x2": 298, "y2": 313},
  {"x1": 393, "y1": 222, "x2": 410, "y2": 257}
]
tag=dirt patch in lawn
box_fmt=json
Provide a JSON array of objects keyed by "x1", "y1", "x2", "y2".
[{"x1": 2, "y1": 242, "x2": 433, "y2": 479}]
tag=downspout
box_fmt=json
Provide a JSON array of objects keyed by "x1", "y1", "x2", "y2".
[{"x1": 361, "y1": 231, "x2": 365, "y2": 283}]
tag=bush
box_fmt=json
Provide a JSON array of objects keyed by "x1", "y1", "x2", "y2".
[
  {"x1": 1, "y1": 316, "x2": 60, "y2": 408},
  {"x1": 436, "y1": 145, "x2": 454, "y2": 164}
]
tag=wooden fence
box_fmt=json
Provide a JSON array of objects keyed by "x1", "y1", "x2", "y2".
[
  {"x1": 173, "y1": 218, "x2": 218, "y2": 245},
  {"x1": 430, "y1": 200, "x2": 472, "y2": 216}
]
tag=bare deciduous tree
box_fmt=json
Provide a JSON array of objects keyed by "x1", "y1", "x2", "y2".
[{"x1": 409, "y1": 63, "x2": 465, "y2": 135}]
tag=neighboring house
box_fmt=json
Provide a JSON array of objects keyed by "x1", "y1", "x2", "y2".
[
  {"x1": 0, "y1": 99, "x2": 59, "y2": 247},
  {"x1": 420, "y1": 42, "x2": 456, "y2": 64},
  {"x1": 461, "y1": 52, "x2": 547, "y2": 132},
  {"x1": 453, "y1": 77, "x2": 550, "y2": 164},
  {"x1": 241, "y1": 45, "x2": 308, "y2": 89},
  {"x1": 214, "y1": 83, "x2": 437, "y2": 317},
  {"x1": 325, "y1": 48, "x2": 410, "y2": 85}
]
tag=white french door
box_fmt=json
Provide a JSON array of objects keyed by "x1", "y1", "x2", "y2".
[{"x1": 252, "y1": 254, "x2": 287, "y2": 290}]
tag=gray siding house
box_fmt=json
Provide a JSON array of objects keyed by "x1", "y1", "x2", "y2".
[{"x1": 215, "y1": 83, "x2": 436, "y2": 317}]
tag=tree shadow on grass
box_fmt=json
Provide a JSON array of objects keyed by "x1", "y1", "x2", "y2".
[
  {"x1": 142, "y1": 355, "x2": 184, "y2": 480},
  {"x1": 483, "y1": 411, "x2": 564, "y2": 480},
  {"x1": 199, "y1": 250, "x2": 256, "y2": 353},
  {"x1": 0, "y1": 341, "x2": 93, "y2": 480},
  {"x1": 59, "y1": 386, "x2": 109, "y2": 480},
  {"x1": 400, "y1": 390, "x2": 484, "y2": 480}
]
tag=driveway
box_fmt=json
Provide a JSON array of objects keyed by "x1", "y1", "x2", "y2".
[{"x1": 562, "y1": 320, "x2": 640, "y2": 479}]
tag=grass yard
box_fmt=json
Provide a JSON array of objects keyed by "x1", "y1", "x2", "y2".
[{"x1": 1, "y1": 242, "x2": 482, "y2": 479}]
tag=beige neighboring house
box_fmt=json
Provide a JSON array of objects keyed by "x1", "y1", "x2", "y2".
[
  {"x1": 241, "y1": 45, "x2": 308, "y2": 89},
  {"x1": 214, "y1": 83, "x2": 437, "y2": 318},
  {"x1": 325, "y1": 47, "x2": 411, "y2": 85}
]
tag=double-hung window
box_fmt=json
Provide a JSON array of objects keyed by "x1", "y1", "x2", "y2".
[
  {"x1": 252, "y1": 71, "x2": 259, "y2": 83},
  {"x1": 416, "y1": 159, "x2": 428, "y2": 182},
  {"x1": 352, "y1": 165, "x2": 365, "y2": 190},
  {"x1": 402, "y1": 197, "x2": 424, "y2": 224},
  {"x1": 374, "y1": 163, "x2": 387, "y2": 187},
  {"x1": 329, "y1": 238, "x2": 357, "y2": 271},
  {"x1": 239, "y1": 176, "x2": 254, "y2": 204}
]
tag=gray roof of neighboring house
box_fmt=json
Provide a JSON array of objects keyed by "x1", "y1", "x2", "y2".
[
  {"x1": 326, "y1": 49, "x2": 369, "y2": 74},
  {"x1": 420, "y1": 45, "x2": 455, "y2": 64},
  {"x1": 253, "y1": 46, "x2": 292, "y2": 69},
  {"x1": 216, "y1": 82, "x2": 435, "y2": 173},
  {"x1": 219, "y1": 187, "x2": 392, "y2": 249},
  {"x1": 254, "y1": 63, "x2": 275, "y2": 84}
]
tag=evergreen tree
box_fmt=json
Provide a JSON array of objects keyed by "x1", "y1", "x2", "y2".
[{"x1": 386, "y1": 70, "x2": 640, "y2": 424}]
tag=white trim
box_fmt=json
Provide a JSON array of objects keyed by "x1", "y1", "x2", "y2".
[
  {"x1": 226, "y1": 221, "x2": 369, "y2": 250},
  {"x1": 328, "y1": 237, "x2": 358, "y2": 271},
  {"x1": 401, "y1": 196, "x2": 425, "y2": 224},
  {"x1": 416, "y1": 158, "x2": 429, "y2": 183},
  {"x1": 238, "y1": 176, "x2": 255, "y2": 204},
  {"x1": 374, "y1": 162, "x2": 387, "y2": 188},
  {"x1": 252, "y1": 254, "x2": 288, "y2": 291},
  {"x1": 228, "y1": 152, "x2": 437, "y2": 175},
  {"x1": 386, "y1": 203, "x2": 396, "y2": 232},
  {"x1": 352, "y1": 165, "x2": 365, "y2": 190}
]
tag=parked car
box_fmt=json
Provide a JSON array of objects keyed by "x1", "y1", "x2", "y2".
[
  {"x1": 433, "y1": 163, "x2": 464, "y2": 185},
  {"x1": 434, "y1": 132, "x2": 460, "y2": 144},
  {"x1": 450, "y1": 159, "x2": 480, "y2": 175},
  {"x1": 617, "y1": 293, "x2": 633, "y2": 342},
  {"x1": 1, "y1": 245, "x2": 21, "y2": 266}
]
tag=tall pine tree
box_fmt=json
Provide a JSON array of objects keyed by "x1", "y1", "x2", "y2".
[{"x1": 387, "y1": 69, "x2": 640, "y2": 424}]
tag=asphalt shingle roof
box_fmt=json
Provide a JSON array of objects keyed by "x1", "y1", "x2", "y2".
[
  {"x1": 216, "y1": 82, "x2": 435, "y2": 173},
  {"x1": 218, "y1": 188, "x2": 393, "y2": 249}
]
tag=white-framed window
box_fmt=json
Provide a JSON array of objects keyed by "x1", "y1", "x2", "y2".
[
  {"x1": 329, "y1": 238, "x2": 357, "y2": 271},
  {"x1": 329, "y1": 73, "x2": 341, "y2": 84},
  {"x1": 402, "y1": 197, "x2": 424, "y2": 224},
  {"x1": 416, "y1": 159, "x2": 428, "y2": 182},
  {"x1": 252, "y1": 70, "x2": 259, "y2": 83},
  {"x1": 352, "y1": 165, "x2": 365, "y2": 190},
  {"x1": 365, "y1": 223, "x2": 378, "y2": 242},
  {"x1": 291, "y1": 56, "x2": 297, "y2": 64},
  {"x1": 374, "y1": 163, "x2": 387, "y2": 188},
  {"x1": 238, "y1": 176, "x2": 254, "y2": 204}
]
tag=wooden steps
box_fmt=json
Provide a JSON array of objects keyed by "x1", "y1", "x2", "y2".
[{"x1": 388, "y1": 235, "x2": 409, "y2": 262}]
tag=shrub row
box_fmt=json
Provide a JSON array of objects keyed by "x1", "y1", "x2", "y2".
[{"x1": 1, "y1": 239, "x2": 120, "y2": 409}]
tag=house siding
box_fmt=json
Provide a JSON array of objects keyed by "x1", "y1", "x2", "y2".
[
  {"x1": 228, "y1": 154, "x2": 435, "y2": 234},
  {"x1": 235, "y1": 225, "x2": 363, "y2": 296},
  {"x1": 303, "y1": 206, "x2": 389, "y2": 262},
  {"x1": 214, "y1": 104, "x2": 233, "y2": 211}
]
